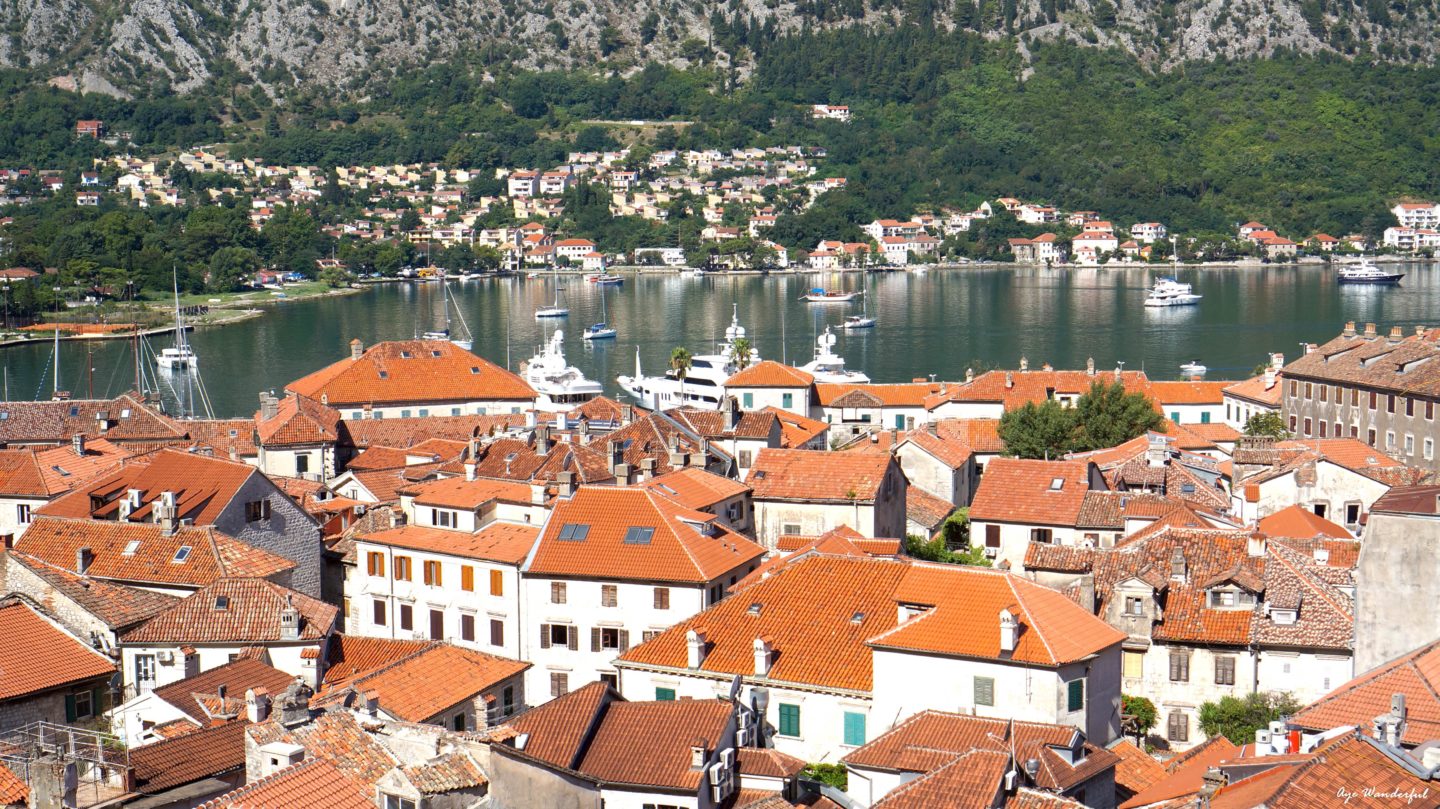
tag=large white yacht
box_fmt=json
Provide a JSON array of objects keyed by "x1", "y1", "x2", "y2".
[
  {"x1": 617, "y1": 306, "x2": 759, "y2": 410},
  {"x1": 799, "y1": 328, "x2": 870, "y2": 383},
  {"x1": 1143, "y1": 277, "x2": 1202, "y2": 307},
  {"x1": 521, "y1": 330, "x2": 603, "y2": 411}
]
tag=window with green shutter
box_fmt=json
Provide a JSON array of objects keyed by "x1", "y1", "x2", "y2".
[
  {"x1": 843, "y1": 712, "x2": 866, "y2": 746},
  {"x1": 655, "y1": 687, "x2": 676, "y2": 701},
  {"x1": 1066, "y1": 679, "x2": 1085, "y2": 713},
  {"x1": 782, "y1": 393, "x2": 793, "y2": 409},
  {"x1": 743, "y1": 393, "x2": 754, "y2": 409},
  {"x1": 974, "y1": 676, "x2": 995, "y2": 707},
  {"x1": 778, "y1": 703, "x2": 801, "y2": 737}
]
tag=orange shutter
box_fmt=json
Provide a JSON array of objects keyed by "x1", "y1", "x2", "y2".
[{"x1": 461, "y1": 566, "x2": 475, "y2": 592}]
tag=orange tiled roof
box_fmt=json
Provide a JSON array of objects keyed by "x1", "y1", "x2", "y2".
[
  {"x1": 256, "y1": 393, "x2": 341, "y2": 446},
  {"x1": 318, "y1": 636, "x2": 433, "y2": 692},
  {"x1": 38, "y1": 448, "x2": 261, "y2": 526},
  {"x1": 930, "y1": 370, "x2": 1151, "y2": 411},
  {"x1": 1258, "y1": 504, "x2": 1352, "y2": 539},
  {"x1": 968, "y1": 458, "x2": 1094, "y2": 527},
  {"x1": 902, "y1": 430, "x2": 974, "y2": 469},
  {"x1": 934, "y1": 418, "x2": 1005, "y2": 453},
  {"x1": 1118, "y1": 737, "x2": 1238, "y2": 809},
  {"x1": 120, "y1": 578, "x2": 337, "y2": 644},
  {"x1": 405, "y1": 477, "x2": 536, "y2": 509},
  {"x1": 815, "y1": 382, "x2": 942, "y2": 408},
  {"x1": 761, "y1": 406, "x2": 829, "y2": 449},
  {"x1": 503, "y1": 681, "x2": 613, "y2": 769},
  {"x1": 129, "y1": 719, "x2": 249, "y2": 795},
  {"x1": 152, "y1": 658, "x2": 297, "y2": 722},
  {"x1": 748, "y1": 448, "x2": 896, "y2": 502},
  {"x1": 0, "y1": 601, "x2": 115, "y2": 700},
  {"x1": 643, "y1": 467, "x2": 750, "y2": 510},
  {"x1": 1223, "y1": 374, "x2": 1283, "y2": 407},
  {"x1": 1290, "y1": 637, "x2": 1440, "y2": 746},
  {"x1": 1209, "y1": 732, "x2": 1433, "y2": 809},
  {"x1": 339, "y1": 413, "x2": 528, "y2": 450},
  {"x1": 6, "y1": 552, "x2": 179, "y2": 631},
  {"x1": 871, "y1": 562, "x2": 1126, "y2": 665},
  {"x1": 726, "y1": 361, "x2": 815, "y2": 388},
  {"x1": 0, "y1": 758, "x2": 24, "y2": 805},
  {"x1": 315, "y1": 644, "x2": 527, "y2": 723},
  {"x1": 871, "y1": 749, "x2": 1012, "y2": 808},
  {"x1": 577, "y1": 699, "x2": 734, "y2": 789},
  {"x1": 287, "y1": 340, "x2": 535, "y2": 407},
  {"x1": 1147, "y1": 381, "x2": 1229, "y2": 405},
  {"x1": 526, "y1": 487, "x2": 763, "y2": 584},
  {"x1": 358, "y1": 522, "x2": 540, "y2": 565},
  {"x1": 1109, "y1": 739, "x2": 1168, "y2": 797},
  {"x1": 15, "y1": 516, "x2": 294, "y2": 588},
  {"x1": 0, "y1": 438, "x2": 130, "y2": 497},
  {"x1": 907, "y1": 487, "x2": 956, "y2": 534},
  {"x1": 200, "y1": 756, "x2": 372, "y2": 809}
]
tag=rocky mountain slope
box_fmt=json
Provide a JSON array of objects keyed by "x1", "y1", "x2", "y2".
[{"x1": 5, "y1": 0, "x2": 1437, "y2": 96}]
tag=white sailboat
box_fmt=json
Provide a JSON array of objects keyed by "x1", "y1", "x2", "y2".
[
  {"x1": 842, "y1": 295, "x2": 876, "y2": 329},
  {"x1": 522, "y1": 330, "x2": 603, "y2": 410},
  {"x1": 583, "y1": 285, "x2": 617, "y2": 340},
  {"x1": 535, "y1": 284, "x2": 569, "y2": 318},
  {"x1": 617, "y1": 304, "x2": 757, "y2": 410},
  {"x1": 157, "y1": 268, "x2": 198, "y2": 371},
  {"x1": 421, "y1": 278, "x2": 473, "y2": 349}
]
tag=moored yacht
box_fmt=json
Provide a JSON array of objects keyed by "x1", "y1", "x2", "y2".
[
  {"x1": 1143, "y1": 277, "x2": 1202, "y2": 307},
  {"x1": 1337, "y1": 258, "x2": 1404, "y2": 285},
  {"x1": 617, "y1": 305, "x2": 758, "y2": 410},
  {"x1": 799, "y1": 328, "x2": 870, "y2": 383},
  {"x1": 521, "y1": 330, "x2": 603, "y2": 411}
]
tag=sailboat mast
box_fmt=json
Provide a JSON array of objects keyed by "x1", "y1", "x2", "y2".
[{"x1": 52, "y1": 327, "x2": 60, "y2": 398}]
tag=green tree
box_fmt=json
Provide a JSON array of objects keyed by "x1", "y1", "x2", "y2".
[
  {"x1": 1244, "y1": 412, "x2": 1289, "y2": 438},
  {"x1": 208, "y1": 246, "x2": 261, "y2": 292},
  {"x1": 999, "y1": 400, "x2": 1078, "y2": 459},
  {"x1": 670, "y1": 346, "x2": 692, "y2": 401},
  {"x1": 1072, "y1": 381, "x2": 1166, "y2": 451},
  {"x1": 729, "y1": 337, "x2": 753, "y2": 370},
  {"x1": 1122, "y1": 694, "x2": 1158, "y2": 742},
  {"x1": 905, "y1": 533, "x2": 992, "y2": 566},
  {"x1": 802, "y1": 764, "x2": 846, "y2": 791},
  {"x1": 1198, "y1": 693, "x2": 1301, "y2": 745}
]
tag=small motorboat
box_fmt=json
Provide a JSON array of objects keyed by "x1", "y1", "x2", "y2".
[
  {"x1": 801, "y1": 288, "x2": 862, "y2": 303},
  {"x1": 583, "y1": 322, "x2": 617, "y2": 340},
  {"x1": 1337, "y1": 259, "x2": 1404, "y2": 285},
  {"x1": 843, "y1": 315, "x2": 876, "y2": 330},
  {"x1": 586, "y1": 274, "x2": 624, "y2": 285},
  {"x1": 1180, "y1": 361, "x2": 1207, "y2": 376}
]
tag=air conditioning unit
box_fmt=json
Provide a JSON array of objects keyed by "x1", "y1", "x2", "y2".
[{"x1": 156, "y1": 650, "x2": 175, "y2": 664}]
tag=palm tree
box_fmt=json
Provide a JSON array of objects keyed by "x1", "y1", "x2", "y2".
[
  {"x1": 730, "y1": 337, "x2": 753, "y2": 371},
  {"x1": 670, "y1": 346, "x2": 692, "y2": 405}
]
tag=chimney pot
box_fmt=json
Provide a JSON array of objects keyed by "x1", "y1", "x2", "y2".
[
  {"x1": 349, "y1": 338, "x2": 363, "y2": 360},
  {"x1": 246, "y1": 688, "x2": 271, "y2": 723},
  {"x1": 686, "y1": 629, "x2": 708, "y2": 668},
  {"x1": 1364, "y1": 322, "x2": 1377, "y2": 338},
  {"x1": 1086, "y1": 357, "x2": 1095, "y2": 376},
  {"x1": 1343, "y1": 321, "x2": 1356, "y2": 337},
  {"x1": 75, "y1": 547, "x2": 91, "y2": 575},
  {"x1": 72, "y1": 434, "x2": 85, "y2": 456},
  {"x1": 1019, "y1": 356, "x2": 1028, "y2": 371},
  {"x1": 999, "y1": 609, "x2": 1018, "y2": 653},
  {"x1": 1389, "y1": 326, "x2": 1404, "y2": 343}
]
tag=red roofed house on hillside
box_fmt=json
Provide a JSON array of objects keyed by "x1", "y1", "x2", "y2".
[
  {"x1": 494, "y1": 682, "x2": 746, "y2": 807},
  {"x1": 117, "y1": 577, "x2": 338, "y2": 695},
  {"x1": 520, "y1": 486, "x2": 765, "y2": 705},
  {"x1": 894, "y1": 424, "x2": 979, "y2": 507},
  {"x1": 725, "y1": 361, "x2": 816, "y2": 416},
  {"x1": 617, "y1": 554, "x2": 1125, "y2": 762},
  {"x1": 1221, "y1": 352, "x2": 1286, "y2": 430},
  {"x1": 350, "y1": 476, "x2": 545, "y2": 659},
  {"x1": 841, "y1": 710, "x2": 1120, "y2": 808},
  {"x1": 35, "y1": 448, "x2": 326, "y2": 598},
  {"x1": 1227, "y1": 435, "x2": 1426, "y2": 529},
  {"x1": 927, "y1": 362, "x2": 1152, "y2": 420},
  {"x1": 0, "y1": 435, "x2": 131, "y2": 539},
  {"x1": 1025, "y1": 525, "x2": 1359, "y2": 749},
  {"x1": 747, "y1": 448, "x2": 907, "y2": 551},
  {"x1": 253, "y1": 390, "x2": 341, "y2": 482},
  {"x1": 0, "y1": 599, "x2": 117, "y2": 732},
  {"x1": 813, "y1": 381, "x2": 942, "y2": 441},
  {"x1": 967, "y1": 458, "x2": 1105, "y2": 570},
  {"x1": 286, "y1": 338, "x2": 536, "y2": 421}
]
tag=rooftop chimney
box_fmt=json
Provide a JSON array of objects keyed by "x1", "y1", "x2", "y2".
[
  {"x1": 155, "y1": 491, "x2": 178, "y2": 536},
  {"x1": 615, "y1": 463, "x2": 632, "y2": 486},
  {"x1": 363, "y1": 689, "x2": 380, "y2": 718},
  {"x1": 525, "y1": 410, "x2": 537, "y2": 430},
  {"x1": 464, "y1": 457, "x2": 477, "y2": 482},
  {"x1": 690, "y1": 740, "x2": 709, "y2": 769},
  {"x1": 999, "y1": 609, "x2": 1018, "y2": 653},
  {"x1": 349, "y1": 338, "x2": 363, "y2": 361},
  {"x1": 1343, "y1": 320, "x2": 1357, "y2": 337},
  {"x1": 259, "y1": 391, "x2": 279, "y2": 422},
  {"x1": 1019, "y1": 356, "x2": 1028, "y2": 372},
  {"x1": 1113, "y1": 365, "x2": 1122, "y2": 381},
  {"x1": 246, "y1": 688, "x2": 270, "y2": 723},
  {"x1": 536, "y1": 426, "x2": 552, "y2": 455},
  {"x1": 622, "y1": 405, "x2": 634, "y2": 425},
  {"x1": 1389, "y1": 326, "x2": 1404, "y2": 344},
  {"x1": 1263, "y1": 366, "x2": 1276, "y2": 390},
  {"x1": 1005, "y1": 372, "x2": 1014, "y2": 389},
  {"x1": 1248, "y1": 534, "x2": 1267, "y2": 557},
  {"x1": 1170, "y1": 548, "x2": 1187, "y2": 580},
  {"x1": 556, "y1": 412, "x2": 569, "y2": 432},
  {"x1": 726, "y1": 395, "x2": 741, "y2": 428},
  {"x1": 1364, "y1": 322, "x2": 1378, "y2": 339},
  {"x1": 1146, "y1": 434, "x2": 1169, "y2": 467},
  {"x1": 278, "y1": 594, "x2": 301, "y2": 641},
  {"x1": 753, "y1": 637, "x2": 774, "y2": 676},
  {"x1": 557, "y1": 471, "x2": 575, "y2": 498},
  {"x1": 639, "y1": 457, "x2": 656, "y2": 482},
  {"x1": 577, "y1": 419, "x2": 591, "y2": 445},
  {"x1": 72, "y1": 434, "x2": 85, "y2": 457},
  {"x1": 75, "y1": 547, "x2": 92, "y2": 575},
  {"x1": 686, "y1": 629, "x2": 708, "y2": 668},
  {"x1": 1271, "y1": 352, "x2": 1285, "y2": 370},
  {"x1": 1086, "y1": 357, "x2": 1095, "y2": 376},
  {"x1": 1198, "y1": 768, "x2": 1228, "y2": 800},
  {"x1": 965, "y1": 367, "x2": 974, "y2": 383}
]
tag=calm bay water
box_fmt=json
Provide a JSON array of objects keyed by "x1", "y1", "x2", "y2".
[{"x1": 5, "y1": 262, "x2": 1439, "y2": 417}]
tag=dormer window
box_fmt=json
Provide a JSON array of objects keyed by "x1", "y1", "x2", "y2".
[
  {"x1": 1207, "y1": 588, "x2": 1257, "y2": 609},
  {"x1": 1272, "y1": 609, "x2": 1297, "y2": 625}
]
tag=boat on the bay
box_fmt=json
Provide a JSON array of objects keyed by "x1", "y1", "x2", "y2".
[
  {"x1": 535, "y1": 285, "x2": 569, "y2": 318},
  {"x1": 157, "y1": 269, "x2": 198, "y2": 371},
  {"x1": 617, "y1": 305, "x2": 757, "y2": 410},
  {"x1": 799, "y1": 328, "x2": 870, "y2": 383},
  {"x1": 1337, "y1": 258, "x2": 1404, "y2": 285},
  {"x1": 421, "y1": 279, "x2": 473, "y2": 350},
  {"x1": 583, "y1": 286, "x2": 617, "y2": 341},
  {"x1": 801, "y1": 288, "x2": 862, "y2": 303},
  {"x1": 586, "y1": 273, "x2": 624, "y2": 285},
  {"x1": 1179, "y1": 361, "x2": 1207, "y2": 376},
  {"x1": 522, "y1": 330, "x2": 603, "y2": 410},
  {"x1": 842, "y1": 297, "x2": 876, "y2": 330},
  {"x1": 1144, "y1": 278, "x2": 1202, "y2": 307}
]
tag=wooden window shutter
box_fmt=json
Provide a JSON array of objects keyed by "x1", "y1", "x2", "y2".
[
  {"x1": 591, "y1": 627, "x2": 602, "y2": 652},
  {"x1": 490, "y1": 569, "x2": 503, "y2": 596},
  {"x1": 64, "y1": 694, "x2": 77, "y2": 723},
  {"x1": 567, "y1": 627, "x2": 578, "y2": 651},
  {"x1": 618, "y1": 629, "x2": 630, "y2": 650},
  {"x1": 540, "y1": 624, "x2": 551, "y2": 649},
  {"x1": 460, "y1": 566, "x2": 474, "y2": 592}
]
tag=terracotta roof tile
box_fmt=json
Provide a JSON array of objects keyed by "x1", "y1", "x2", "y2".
[
  {"x1": 643, "y1": 467, "x2": 751, "y2": 510},
  {"x1": 1108, "y1": 739, "x2": 1168, "y2": 797},
  {"x1": 1222, "y1": 374, "x2": 1284, "y2": 407},
  {"x1": 761, "y1": 407, "x2": 829, "y2": 449},
  {"x1": 930, "y1": 370, "x2": 1150, "y2": 411},
  {"x1": 1118, "y1": 737, "x2": 1238, "y2": 809},
  {"x1": 577, "y1": 699, "x2": 733, "y2": 789},
  {"x1": 255, "y1": 393, "x2": 341, "y2": 446},
  {"x1": 200, "y1": 756, "x2": 372, "y2": 809},
  {"x1": 748, "y1": 449, "x2": 897, "y2": 502},
  {"x1": 129, "y1": 718, "x2": 249, "y2": 794},
  {"x1": 0, "y1": 438, "x2": 130, "y2": 497},
  {"x1": 0, "y1": 758, "x2": 25, "y2": 805},
  {"x1": 526, "y1": 487, "x2": 763, "y2": 584},
  {"x1": 1209, "y1": 732, "x2": 1435, "y2": 809},
  {"x1": 969, "y1": 458, "x2": 1095, "y2": 527},
  {"x1": 246, "y1": 710, "x2": 397, "y2": 795},
  {"x1": 0, "y1": 601, "x2": 115, "y2": 699},
  {"x1": 738, "y1": 747, "x2": 807, "y2": 778},
  {"x1": 38, "y1": 449, "x2": 262, "y2": 526},
  {"x1": 400, "y1": 750, "x2": 488, "y2": 793},
  {"x1": 933, "y1": 419, "x2": 1005, "y2": 453},
  {"x1": 405, "y1": 477, "x2": 536, "y2": 509},
  {"x1": 316, "y1": 644, "x2": 526, "y2": 722},
  {"x1": 906, "y1": 487, "x2": 955, "y2": 535},
  {"x1": 153, "y1": 658, "x2": 297, "y2": 722},
  {"x1": 121, "y1": 579, "x2": 337, "y2": 644},
  {"x1": 318, "y1": 636, "x2": 432, "y2": 691},
  {"x1": 184, "y1": 418, "x2": 260, "y2": 459},
  {"x1": 871, "y1": 748, "x2": 1011, "y2": 808},
  {"x1": 1147, "y1": 381, "x2": 1229, "y2": 406},
  {"x1": 1291, "y1": 638, "x2": 1440, "y2": 745},
  {"x1": 1282, "y1": 329, "x2": 1440, "y2": 398},
  {"x1": 666, "y1": 407, "x2": 779, "y2": 441},
  {"x1": 1258, "y1": 504, "x2": 1352, "y2": 538},
  {"x1": 6, "y1": 552, "x2": 179, "y2": 630},
  {"x1": 504, "y1": 681, "x2": 614, "y2": 768},
  {"x1": 339, "y1": 413, "x2": 528, "y2": 450},
  {"x1": 358, "y1": 522, "x2": 539, "y2": 565},
  {"x1": 815, "y1": 382, "x2": 942, "y2": 408},
  {"x1": 902, "y1": 430, "x2": 974, "y2": 469},
  {"x1": 15, "y1": 516, "x2": 294, "y2": 588},
  {"x1": 0, "y1": 394, "x2": 184, "y2": 446},
  {"x1": 288, "y1": 340, "x2": 534, "y2": 407},
  {"x1": 726, "y1": 361, "x2": 815, "y2": 388}
]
